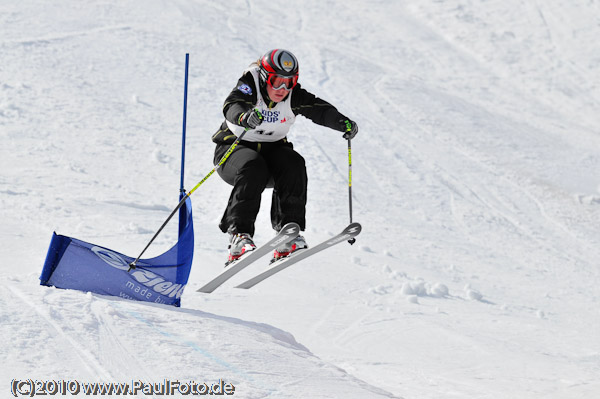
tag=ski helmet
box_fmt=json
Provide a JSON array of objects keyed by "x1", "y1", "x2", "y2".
[{"x1": 259, "y1": 49, "x2": 299, "y2": 90}]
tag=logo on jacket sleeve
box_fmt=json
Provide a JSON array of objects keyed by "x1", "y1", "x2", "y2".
[{"x1": 237, "y1": 84, "x2": 252, "y2": 95}]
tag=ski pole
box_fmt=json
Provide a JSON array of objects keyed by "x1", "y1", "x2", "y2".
[
  {"x1": 128, "y1": 129, "x2": 248, "y2": 270},
  {"x1": 347, "y1": 138, "x2": 356, "y2": 245}
]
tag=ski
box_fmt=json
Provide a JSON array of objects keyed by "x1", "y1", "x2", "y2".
[
  {"x1": 235, "y1": 222, "x2": 362, "y2": 289},
  {"x1": 197, "y1": 222, "x2": 300, "y2": 293}
]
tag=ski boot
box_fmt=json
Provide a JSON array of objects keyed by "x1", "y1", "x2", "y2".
[
  {"x1": 272, "y1": 234, "x2": 308, "y2": 263},
  {"x1": 227, "y1": 233, "x2": 256, "y2": 266}
]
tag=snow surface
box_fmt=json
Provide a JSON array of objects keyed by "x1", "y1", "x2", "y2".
[{"x1": 2, "y1": 0, "x2": 600, "y2": 397}]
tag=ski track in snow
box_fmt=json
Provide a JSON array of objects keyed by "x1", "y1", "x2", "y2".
[{"x1": 2, "y1": 0, "x2": 600, "y2": 398}]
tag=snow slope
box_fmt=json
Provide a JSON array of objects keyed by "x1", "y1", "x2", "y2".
[{"x1": 1, "y1": 0, "x2": 599, "y2": 398}]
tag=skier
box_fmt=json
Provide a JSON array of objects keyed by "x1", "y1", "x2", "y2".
[{"x1": 212, "y1": 49, "x2": 358, "y2": 264}]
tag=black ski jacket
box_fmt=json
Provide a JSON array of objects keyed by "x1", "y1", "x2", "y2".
[{"x1": 211, "y1": 70, "x2": 349, "y2": 148}]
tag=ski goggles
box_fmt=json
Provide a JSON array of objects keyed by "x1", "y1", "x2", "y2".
[{"x1": 266, "y1": 73, "x2": 298, "y2": 91}]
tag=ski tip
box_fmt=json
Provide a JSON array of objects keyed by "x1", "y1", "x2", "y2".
[
  {"x1": 345, "y1": 223, "x2": 361, "y2": 245},
  {"x1": 346, "y1": 222, "x2": 362, "y2": 235},
  {"x1": 280, "y1": 222, "x2": 301, "y2": 235}
]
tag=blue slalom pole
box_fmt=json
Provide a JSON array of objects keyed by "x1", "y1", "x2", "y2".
[
  {"x1": 178, "y1": 53, "x2": 190, "y2": 239},
  {"x1": 180, "y1": 53, "x2": 189, "y2": 194}
]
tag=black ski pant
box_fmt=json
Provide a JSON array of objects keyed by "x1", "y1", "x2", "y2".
[{"x1": 214, "y1": 140, "x2": 307, "y2": 237}]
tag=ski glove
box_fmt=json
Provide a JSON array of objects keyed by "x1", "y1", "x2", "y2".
[
  {"x1": 341, "y1": 119, "x2": 358, "y2": 140},
  {"x1": 239, "y1": 109, "x2": 264, "y2": 129}
]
